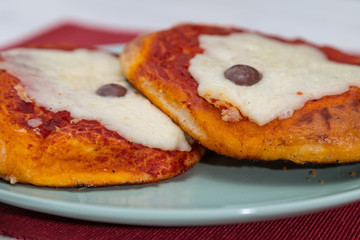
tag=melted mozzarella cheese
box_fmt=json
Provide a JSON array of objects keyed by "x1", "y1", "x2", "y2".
[
  {"x1": 189, "y1": 33, "x2": 360, "y2": 125},
  {"x1": 0, "y1": 48, "x2": 191, "y2": 151}
]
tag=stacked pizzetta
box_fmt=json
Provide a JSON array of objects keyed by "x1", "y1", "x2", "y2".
[
  {"x1": 0, "y1": 46, "x2": 204, "y2": 187},
  {"x1": 120, "y1": 24, "x2": 360, "y2": 164}
]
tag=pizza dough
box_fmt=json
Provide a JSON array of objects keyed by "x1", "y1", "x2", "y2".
[
  {"x1": 0, "y1": 45, "x2": 204, "y2": 187},
  {"x1": 120, "y1": 24, "x2": 360, "y2": 164}
]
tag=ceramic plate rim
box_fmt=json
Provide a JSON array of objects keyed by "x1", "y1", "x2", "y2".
[{"x1": 1, "y1": 175, "x2": 360, "y2": 226}]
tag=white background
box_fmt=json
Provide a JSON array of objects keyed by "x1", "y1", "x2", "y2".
[
  {"x1": 0, "y1": 0, "x2": 359, "y2": 239},
  {"x1": 0, "y1": 0, "x2": 359, "y2": 53}
]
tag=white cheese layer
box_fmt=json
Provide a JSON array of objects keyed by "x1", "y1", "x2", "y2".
[
  {"x1": 189, "y1": 33, "x2": 360, "y2": 125},
  {"x1": 0, "y1": 48, "x2": 191, "y2": 151}
]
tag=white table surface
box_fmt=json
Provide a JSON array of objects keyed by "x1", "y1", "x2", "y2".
[
  {"x1": 0, "y1": 0, "x2": 359, "y2": 239},
  {"x1": 0, "y1": 0, "x2": 359, "y2": 53}
]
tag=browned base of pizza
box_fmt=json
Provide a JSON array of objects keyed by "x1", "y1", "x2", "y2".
[
  {"x1": 0, "y1": 45, "x2": 205, "y2": 187},
  {"x1": 120, "y1": 24, "x2": 360, "y2": 164}
]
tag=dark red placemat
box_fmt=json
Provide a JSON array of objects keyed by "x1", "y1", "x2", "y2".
[
  {"x1": 1, "y1": 21, "x2": 360, "y2": 240},
  {"x1": 0, "y1": 21, "x2": 141, "y2": 50},
  {"x1": 1, "y1": 201, "x2": 360, "y2": 240}
]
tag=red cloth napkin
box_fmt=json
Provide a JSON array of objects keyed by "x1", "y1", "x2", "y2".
[{"x1": 1, "y1": 21, "x2": 360, "y2": 240}]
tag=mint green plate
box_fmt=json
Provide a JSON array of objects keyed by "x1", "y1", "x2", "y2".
[
  {"x1": 1, "y1": 45, "x2": 360, "y2": 226},
  {"x1": 1, "y1": 152, "x2": 360, "y2": 226}
]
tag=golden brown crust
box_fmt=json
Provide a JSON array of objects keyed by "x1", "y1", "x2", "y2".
[
  {"x1": 120, "y1": 34, "x2": 150, "y2": 77},
  {"x1": 0, "y1": 46, "x2": 204, "y2": 187},
  {"x1": 120, "y1": 24, "x2": 360, "y2": 164}
]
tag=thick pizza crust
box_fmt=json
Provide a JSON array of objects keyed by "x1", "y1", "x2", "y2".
[
  {"x1": 120, "y1": 24, "x2": 360, "y2": 164},
  {"x1": 0, "y1": 46, "x2": 204, "y2": 187}
]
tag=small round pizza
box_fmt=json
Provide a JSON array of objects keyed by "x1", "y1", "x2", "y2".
[
  {"x1": 0, "y1": 44, "x2": 204, "y2": 187},
  {"x1": 120, "y1": 24, "x2": 360, "y2": 164}
]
